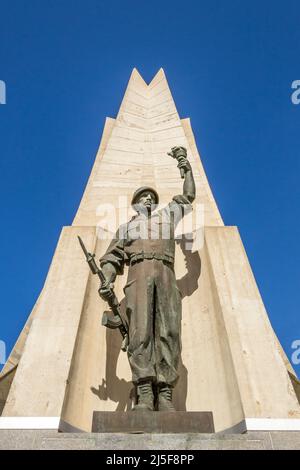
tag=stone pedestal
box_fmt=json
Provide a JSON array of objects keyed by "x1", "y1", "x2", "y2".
[{"x1": 92, "y1": 411, "x2": 214, "y2": 434}]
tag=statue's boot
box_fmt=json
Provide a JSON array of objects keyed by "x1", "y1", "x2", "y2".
[
  {"x1": 133, "y1": 381, "x2": 154, "y2": 411},
  {"x1": 157, "y1": 384, "x2": 176, "y2": 411}
]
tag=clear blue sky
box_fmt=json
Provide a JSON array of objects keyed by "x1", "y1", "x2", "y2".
[{"x1": 0, "y1": 0, "x2": 299, "y2": 376}]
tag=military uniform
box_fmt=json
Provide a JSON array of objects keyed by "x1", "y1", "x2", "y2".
[{"x1": 100, "y1": 194, "x2": 192, "y2": 387}]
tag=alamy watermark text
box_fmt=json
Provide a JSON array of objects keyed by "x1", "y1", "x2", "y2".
[
  {"x1": 0, "y1": 340, "x2": 6, "y2": 364},
  {"x1": 291, "y1": 340, "x2": 300, "y2": 365},
  {"x1": 0, "y1": 80, "x2": 6, "y2": 104},
  {"x1": 291, "y1": 80, "x2": 300, "y2": 105}
]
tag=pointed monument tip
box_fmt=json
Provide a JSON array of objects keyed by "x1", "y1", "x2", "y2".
[
  {"x1": 149, "y1": 68, "x2": 167, "y2": 87},
  {"x1": 130, "y1": 67, "x2": 141, "y2": 77},
  {"x1": 129, "y1": 68, "x2": 147, "y2": 87},
  {"x1": 129, "y1": 67, "x2": 166, "y2": 86}
]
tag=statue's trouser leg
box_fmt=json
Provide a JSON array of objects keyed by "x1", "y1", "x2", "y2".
[
  {"x1": 155, "y1": 263, "x2": 182, "y2": 386},
  {"x1": 125, "y1": 261, "x2": 157, "y2": 384}
]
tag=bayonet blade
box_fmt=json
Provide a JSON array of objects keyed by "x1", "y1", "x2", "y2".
[{"x1": 77, "y1": 235, "x2": 89, "y2": 259}]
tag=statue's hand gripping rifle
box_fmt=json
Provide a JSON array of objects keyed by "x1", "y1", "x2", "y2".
[{"x1": 77, "y1": 236, "x2": 128, "y2": 352}]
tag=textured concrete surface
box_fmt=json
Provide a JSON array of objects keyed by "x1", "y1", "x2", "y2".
[
  {"x1": 72, "y1": 68, "x2": 223, "y2": 228},
  {"x1": 2, "y1": 227, "x2": 96, "y2": 418},
  {"x1": 0, "y1": 430, "x2": 299, "y2": 450}
]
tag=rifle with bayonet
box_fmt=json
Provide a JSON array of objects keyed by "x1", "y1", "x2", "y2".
[{"x1": 77, "y1": 236, "x2": 128, "y2": 352}]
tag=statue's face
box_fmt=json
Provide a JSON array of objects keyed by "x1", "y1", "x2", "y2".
[{"x1": 137, "y1": 191, "x2": 156, "y2": 212}]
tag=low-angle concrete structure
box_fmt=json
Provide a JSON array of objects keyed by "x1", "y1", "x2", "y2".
[{"x1": 1, "y1": 69, "x2": 300, "y2": 448}]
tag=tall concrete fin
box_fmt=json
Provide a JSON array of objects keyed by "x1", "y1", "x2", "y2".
[{"x1": 73, "y1": 68, "x2": 223, "y2": 227}]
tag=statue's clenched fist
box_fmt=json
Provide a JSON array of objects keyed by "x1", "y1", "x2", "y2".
[
  {"x1": 167, "y1": 146, "x2": 190, "y2": 177},
  {"x1": 177, "y1": 157, "x2": 191, "y2": 174},
  {"x1": 98, "y1": 281, "x2": 114, "y2": 301}
]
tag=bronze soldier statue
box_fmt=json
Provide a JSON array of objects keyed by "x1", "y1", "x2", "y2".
[{"x1": 99, "y1": 146, "x2": 196, "y2": 411}]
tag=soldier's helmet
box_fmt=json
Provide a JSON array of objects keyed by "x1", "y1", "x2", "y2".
[{"x1": 131, "y1": 186, "x2": 159, "y2": 207}]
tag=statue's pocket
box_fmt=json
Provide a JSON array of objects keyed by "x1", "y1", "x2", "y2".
[{"x1": 123, "y1": 278, "x2": 136, "y2": 294}]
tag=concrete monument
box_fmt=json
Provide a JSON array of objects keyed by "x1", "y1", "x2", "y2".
[{"x1": 0, "y1": 69, "x2": 300, "y2": 438}]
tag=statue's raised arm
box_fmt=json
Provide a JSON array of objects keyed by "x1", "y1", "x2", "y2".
[{"x1": 167, "y1": 146, "x2": 196, "y2": 202}]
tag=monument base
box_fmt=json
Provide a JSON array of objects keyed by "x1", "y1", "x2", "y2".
[
  {"x1": 1, "y1": 430, "x2": 300, "y2": 449},
  {"x1": 92, "y1": 411, "x2": 214, "y2": 434}
]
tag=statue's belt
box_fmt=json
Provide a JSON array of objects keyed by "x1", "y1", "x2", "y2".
[{"x1": 129, "y1": 252, "x2": 174, "y2": 266}]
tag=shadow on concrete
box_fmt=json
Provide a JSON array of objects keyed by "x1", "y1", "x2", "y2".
[
  {"x1": 91, "y1": 296, "x2": 134, "y2": 411},
  {"x1": 176, "y1": 234, "x2": 202, "y2": 299},
  {"x1": 174, "y1": 234, "x2": 202, "y2": 410}
]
